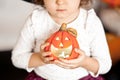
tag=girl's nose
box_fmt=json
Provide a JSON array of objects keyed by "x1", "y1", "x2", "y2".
[{"x1": 56, "y1": 0, "x2": 64, "y2": 5}]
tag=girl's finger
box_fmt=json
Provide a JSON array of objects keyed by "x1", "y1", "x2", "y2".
[
  {"x1": 75, "y1": 48, "x2": 85, "y2": 55},
  {"x1": 54, "y1": 60, "x2": 76, "y2": 69},
  {"x1": 44, "y1": 57, "x2": 54, "y2": 63},
  {"x1": 41, "y1": 52, "x2": 51, "y2": 57},
  {"x1": 40, "y1": 42, "x2": 49, "y2": 50},
  {"x1": 58, "y1": 58, "x2": 81, "y2": 66}
]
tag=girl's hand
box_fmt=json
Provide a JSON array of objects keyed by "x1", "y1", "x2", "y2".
[
  {"x1": 54, "y1": 48, "x2": 87, "y2": 69},
  {"x1": 39, "y1": 43, "x2": 54, "y2": 64},
  {"x1": 28, "y1": 43, "x2": 54, "y2": 68}
]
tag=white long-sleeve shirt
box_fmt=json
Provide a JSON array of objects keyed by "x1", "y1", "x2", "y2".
[{"x1": 11, "y1": 7, "x2": 112, "y2": 80}]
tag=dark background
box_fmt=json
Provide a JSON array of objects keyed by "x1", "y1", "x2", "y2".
[
  {"x1": 23, "y1": 0, "x2": 32, "y2": 3},
  {"x1": 0, "y1": 51, "x2": 28, "y2": 80}
]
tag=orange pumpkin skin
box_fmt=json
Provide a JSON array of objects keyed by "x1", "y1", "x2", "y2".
[
  {"x1": 102, "y1": 0, "x2": 120, "y2": 7},
  {"x1": 44, "y1": 23, "x2": 79, "y2": 60}
]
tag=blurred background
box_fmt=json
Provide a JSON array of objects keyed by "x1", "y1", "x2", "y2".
[{"x1": 0, "y1": 0, "x2": 120, "y2": 80}]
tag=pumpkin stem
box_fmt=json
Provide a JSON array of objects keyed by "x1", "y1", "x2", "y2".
[
  {"x1": 60, "y1": 23, "x2": 67, "y2": 31},
  {"x1": 60, "y1": 23, "x2": 77, "y2": 37}
]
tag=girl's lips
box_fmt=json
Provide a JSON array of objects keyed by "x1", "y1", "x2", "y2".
[{"x1": 56, "y1": 9, "x2": 66, "y2": 12}]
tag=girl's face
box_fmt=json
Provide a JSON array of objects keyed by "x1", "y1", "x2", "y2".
[{"x1": 44, "y1": 0, "x2": 81, "y2": 20}]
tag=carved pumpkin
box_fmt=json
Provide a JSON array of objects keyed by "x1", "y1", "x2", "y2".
[
  {"x1": 44, "y1": 23, "x2": 79, "y2": 60},
  {"x1": 102, "y1": 0, "x2": 120, "y2": 7}
]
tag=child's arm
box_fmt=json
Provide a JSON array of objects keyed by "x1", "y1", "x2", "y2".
[
  {"x1": 11, "y1": 15, "x2": 53, "y2": 71},
  {"x1": 28, "y1": 53, "x2": 45, "y2": 68}
]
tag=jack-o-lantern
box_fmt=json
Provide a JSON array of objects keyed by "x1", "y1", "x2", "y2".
[
  {"x1": 102, "y1": 0, "x2": 120, "y2": 7},
  {"x1": 44, "y1": 23, "x2": 79, "y2": 60}
]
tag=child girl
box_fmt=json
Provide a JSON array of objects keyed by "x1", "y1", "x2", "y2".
[{"x1": 11, "y1": 0, "x2": 112, "y2": 80}]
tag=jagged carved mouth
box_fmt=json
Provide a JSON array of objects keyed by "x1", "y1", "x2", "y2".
[{"x1": 50, "y1": 44, "x2": 72, "y2": 58}]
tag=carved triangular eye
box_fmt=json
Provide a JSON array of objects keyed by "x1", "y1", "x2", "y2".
[
  {"x1": 65, "y1": 37, "x2": 69, "y2": 40},
  {"x1": 56, "y1": 37, "x2": 60, "y2": 40}
]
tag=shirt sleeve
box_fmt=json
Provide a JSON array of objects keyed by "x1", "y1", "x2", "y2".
[
  {"x1": 87, "y1": 9, "x2": 112, "y2": 77},
  {"x1": 11, "y1": 13, "x2": 36, "y2": 72}
]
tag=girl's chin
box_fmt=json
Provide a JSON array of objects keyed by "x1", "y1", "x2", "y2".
[{"x1": 55, "y1": 15, "x2": 68, "y2": 19}]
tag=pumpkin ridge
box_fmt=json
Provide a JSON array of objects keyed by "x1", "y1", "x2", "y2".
[{"x1": 47, "y1": 31, "x2": 59, "y2": 43}]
